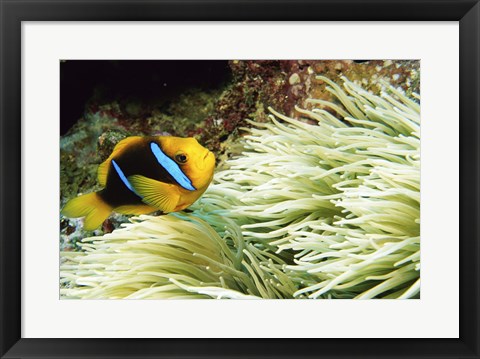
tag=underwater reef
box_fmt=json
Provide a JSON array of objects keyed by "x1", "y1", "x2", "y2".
[
  {"x1": 60, "y1": 60, "x2": 419, "y2": 244},
  {"x1": 60, "y1": 73, "x2": 420, "y2": 299}
]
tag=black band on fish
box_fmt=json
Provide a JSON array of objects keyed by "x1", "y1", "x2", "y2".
[{"x1": 112, "y1": 159, "x2": 142, "y2": 198}]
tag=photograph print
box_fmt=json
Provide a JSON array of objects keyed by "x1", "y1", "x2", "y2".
[{"x1": 59, "y1": 60, "x2": 420, "y2": 300}]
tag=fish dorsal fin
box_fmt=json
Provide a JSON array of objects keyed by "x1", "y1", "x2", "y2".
[
  {"x1": 97, "y1": 161, "x2": 110, "y2": 187},
  {"x1": 97, "y1": 136, "x2": 143, "y2": 187},
  {"x1": 129, "y1": 175, "x2": 180, "y2": 213}
]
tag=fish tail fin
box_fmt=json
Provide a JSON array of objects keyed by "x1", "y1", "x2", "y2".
[{"x1": 61, "y1": 192, "x2": 112, "y2": 231}]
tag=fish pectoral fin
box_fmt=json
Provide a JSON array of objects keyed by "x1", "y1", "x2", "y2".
[
  {"x1": 114, "y1": 204, "x2": 157, "y2": 215},
  {"x1": 129, "y1": 175, "x2": 180, "y2": 213},
  {"x1": 97, "y1": 136, "x2": 144, "y2": 186}
]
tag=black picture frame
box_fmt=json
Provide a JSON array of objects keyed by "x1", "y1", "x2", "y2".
[{"x1": 1, "y1": 0, "x2": 479, "y2": 358}]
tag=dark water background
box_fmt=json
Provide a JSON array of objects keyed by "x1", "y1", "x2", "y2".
[{"x1": 60, "y1": 60, "x2": 231, "y2": 135}]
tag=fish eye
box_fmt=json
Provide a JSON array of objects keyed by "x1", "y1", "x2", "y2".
[{"x1": 175, "y1": 153, "x2": 188, "y2": 164}]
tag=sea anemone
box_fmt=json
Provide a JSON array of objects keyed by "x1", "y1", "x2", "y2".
[
  {"x1": 61, "y1": 213, "x2": 293, "y2": 299},
  {"x1": 61, "y1": 75, "x2": 420, "y2": 299}
]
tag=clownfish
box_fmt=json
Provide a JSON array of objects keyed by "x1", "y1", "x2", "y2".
[{"x1": 61, "y1": 136, "x2": 215, "y2": 230}]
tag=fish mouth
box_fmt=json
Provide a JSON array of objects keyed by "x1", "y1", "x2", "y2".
[{"x1": 197, "y1": 150, "x2": 212, "y2": 170}]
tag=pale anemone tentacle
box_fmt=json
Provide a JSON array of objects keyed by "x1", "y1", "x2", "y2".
[{"x1": 61, "y1": 74, "x2": 420, "y2": 299}]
